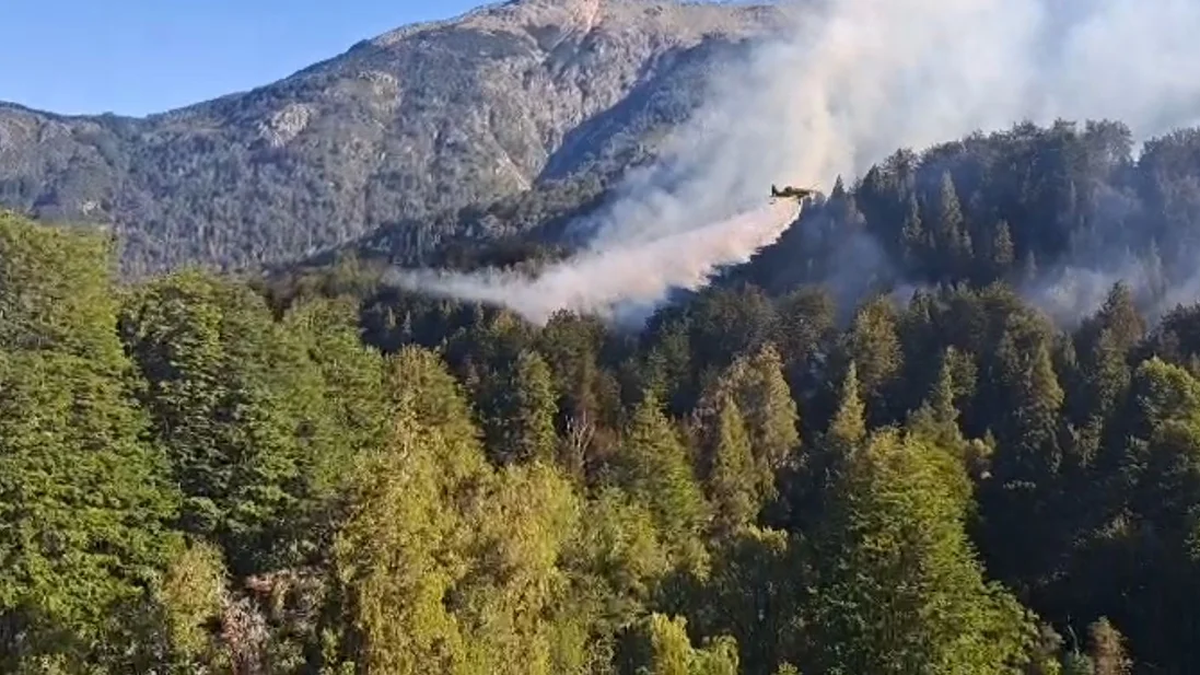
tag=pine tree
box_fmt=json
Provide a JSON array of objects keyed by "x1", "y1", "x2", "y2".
[
  {"x1": 905, "y1": 349, "x2": 978, "y2": 512},
  {"x1": 801, "y1": 428, "x2": 1039, "y2": 674},
  {"x1": 1096, "y1": 282, "x2": 1146, "y2": 354},
  {"x1": 841, "y1": 298, "x2": 903, "y2": 423},
  {"x1": 992, "y1": 219, "x2": 1016, "y2": 273},
  {"x1": 694, "y1": 345, "x2": 800, "y2": 505},
  {"x1": 615, "y1": 392, "x2": 710, "y2": 565},
  {"x1": 498, "y1": 349, "x2": 559, "y2": 464},
  {"x1": 828, "y1": 362, "x2": 867, "y2": 453},
  {"x1": 739, "y1": 346, "x2": 802, "y2": 495},
  {"x1": 935, "y1": 171, "x2": 970, "y2": 276},
  {"x1": 900, "y1": 192, "x2": 926, "y2": 269},
  {"x1": 708, "y1": 396, "x2": 759, "y2": 534}
]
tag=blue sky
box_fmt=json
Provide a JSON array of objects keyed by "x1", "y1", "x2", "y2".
[{"x1": 0, "y1": 1, "x2": 487, "y2": 116}]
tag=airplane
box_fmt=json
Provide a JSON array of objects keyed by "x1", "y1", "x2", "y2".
[{"x1": 771, "y1": 184, "x2": 822, "y2": 202}]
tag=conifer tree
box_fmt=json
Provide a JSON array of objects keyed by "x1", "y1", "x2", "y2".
[
  {"x1": 614, "y1": 392, "x2": 710, "y2": 567},
  {"x1": 739, "y1": 345, "x2": 802, "y2": 494},
  {"x1": 934, "y1": 171, "x2": 971, "y2": 275},
  {"x1": 330, "y1": 401, "x2": 474, "y2": 675},
  {"x1": 694, "y1": 345, "x2": 800, "y2": 505},
  {"x1": 802, "y1": 429, "x2": 1038, "y2": 674},
  {"x1": 900, "y1": 192, "x2": 926, "y2": 269},
  {"x1": 991, "y1": 219, "x2": 1016, "y2": 273},
  {"x1": 0, "y1": 214, "x2": 181, "y2": 669},
  {"x1": 840, "y1": 298, "x2": 903, "y2": 423},
  {"x1": 118, "y1": 270, "x2": 331, "y2": 574},
  {"x1": 708, "y1": 396, "x2": 758, "y2": 534},
  {"x1": 497, "y1": 349, "x2": 559, "y2": 464},
  {"x1": 828, "y1": 362, "x2": 867, "y2": 453}
]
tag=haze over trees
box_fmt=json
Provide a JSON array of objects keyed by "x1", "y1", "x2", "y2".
[{"x1": 6, "y1": 114, "x2": 1200, "y2": 673}]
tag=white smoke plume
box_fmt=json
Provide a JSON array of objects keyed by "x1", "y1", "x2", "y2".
[
  {"x1": 389, "y1": 199, "x2": 802, "y2": 324},
  {"x1": 391, "y1": 0, "x2": 1200, "y2": 324}
]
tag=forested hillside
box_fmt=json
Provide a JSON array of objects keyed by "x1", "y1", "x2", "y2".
[
  {"x1": 0, "y1": 0, "x2": 778, "y2": 276},
  {"x1": 731, "y1": 119, "x2": 1200, "y2": 322},
  {"x1": 8, "y1": 117, "x2": 1200, "y2": 673}
]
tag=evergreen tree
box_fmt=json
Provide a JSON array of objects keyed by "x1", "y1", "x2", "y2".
[
  {"x1": 118, "y1": 270, "x2": 334, "y2": 574},
  {"x1": 801, "y1": 428, "x2": 1039, "y2": 674},
  {"x1": 685, "y1": 528, "x2": 798, "y2": 675},
  {"x1": 145, "y1": 540, "x2": 230, "y2": 670},
  {"x1": 497, "y1": 349, "x2": 559, "y2": 464},
  {"x1": 329, "y1": 399, "x2": 475, "y2": 675},
  {"x1": 991, "y1": 219, "x2": 1016, "y2": 273},
  {"x1": 707, "y1": 396, "x2": 758, "y2": 534},
  {"x1": 934, "y1": 171, "x2": 971, "y2": 276},
  {"x1": 828, "y1": 362, "x2": 867, "y2": 453},
  {"x1": 900, "y1": 192, "x2": 926, "y2": 269},
  {"x1": 0, "y1": 214, "x2": 180, "y2": 669},
  {"x1": 840, "y1": 298, "x2": 903, "y2": 424},
  {"x1": 738, "y1": 346, "x2": 801, "y2": 496},
  {"x1": 693, "y1": 345, "x2": 800, "y2": 505},
  {"x1": 613, "y1": 392, "x2": 711, "y2": 568}
]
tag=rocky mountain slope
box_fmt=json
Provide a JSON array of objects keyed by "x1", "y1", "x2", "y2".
[{"x1": 0, "y1": 0, "x2": 783, "y2": 276}]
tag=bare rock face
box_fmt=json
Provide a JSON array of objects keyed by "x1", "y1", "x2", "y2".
[
  {"x1": 258, "y1": 104, "x2": 316, "y2": 148},
  {"x1": 0, "y1": 0, "x2": 784, "y2": 275}
]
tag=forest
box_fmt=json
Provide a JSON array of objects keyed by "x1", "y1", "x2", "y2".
[{"x1": 6, "y1": 118, "x2": 1200, "y2": 674}]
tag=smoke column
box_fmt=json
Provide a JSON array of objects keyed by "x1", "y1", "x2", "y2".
[{"x1": 391, "y1": 0, "x2": 1200, "y2": 324}]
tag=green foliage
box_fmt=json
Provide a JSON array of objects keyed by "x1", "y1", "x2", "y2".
[
  {"x1": 12, "y1": 111, "x2": 1200, "y2": 674},
  {"x1": 625, "y1": 614, "x2": 739, "y2": 675},
  {"x1": 682, "y1": 527, "x2": 798, "y2": 674},
  {"x1": 0, "y1": 214, "x2": 180, "y2": 669},
  {"x1": 694, "y1": 345, "x2": 800, "y2": 507},
  {"x1": 612, "y1": 393, "x2": 711, "y2": 569},
  {"x1": 329, "y1": 397, "x2": 475, "y2": 674},
  {"x1": 329, "y1": 344, "x2": 592, "y2": 675},
  {"x1": 496, "y1": 349, "x2": 559, "y2": 464},
  {"x1": 800, "y1": 428, "x2": 1038, "y2": 674},
  {"x1": 707, "y1": 397, "x2": 759, "y2": 534},
  {"x1": 827, "y1": 362, "x2": 867, "y2": 452},
  {"x1": 117, "y1": 270, "x2": 358, "y2": 573},
  {"x1": 151, "y1": 540, "x2": 230, "y2": 669}
]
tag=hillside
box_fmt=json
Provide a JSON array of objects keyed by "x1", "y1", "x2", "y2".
[
  {"x1": 0, "y1": 0, "x2": 784, "y2": 276},
  {"x1": 10, "y1": 115, "x2": 1200, "y2": 667}
]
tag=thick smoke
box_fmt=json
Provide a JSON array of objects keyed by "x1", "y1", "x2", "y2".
[{"x1": 392, "y1": 0, "x2": 1200, "y2": 325}]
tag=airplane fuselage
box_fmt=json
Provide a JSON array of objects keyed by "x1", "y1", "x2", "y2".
[{"x1": 770, "y1": 184, "x2": 821, "y2": 201}]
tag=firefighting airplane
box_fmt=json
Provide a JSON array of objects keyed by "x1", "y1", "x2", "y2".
[{"x1": 770, "y1": 184, "x2": 823, "y2": 203}]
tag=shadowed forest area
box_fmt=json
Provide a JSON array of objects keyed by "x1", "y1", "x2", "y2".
[{"x1": 7, "y1": 119, "x2": 1200, "y2": 673}]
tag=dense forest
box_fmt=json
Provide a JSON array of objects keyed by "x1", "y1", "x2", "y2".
[{"x1": 7, "y1": 118, "x2": 1200, "y2": 674}]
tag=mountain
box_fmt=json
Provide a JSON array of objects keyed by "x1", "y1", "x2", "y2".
[{"x1": 0, "y1": 0, "x2": 784, "y2": 276}]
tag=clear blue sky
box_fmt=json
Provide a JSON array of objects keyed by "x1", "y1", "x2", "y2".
[{"x1": 0, "y1": 1, "x2": 488, "y2": 116}]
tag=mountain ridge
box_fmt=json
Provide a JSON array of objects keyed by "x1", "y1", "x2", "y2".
[{"x1": 0, "y1": 0, "x2": 784, "y2": 276}]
